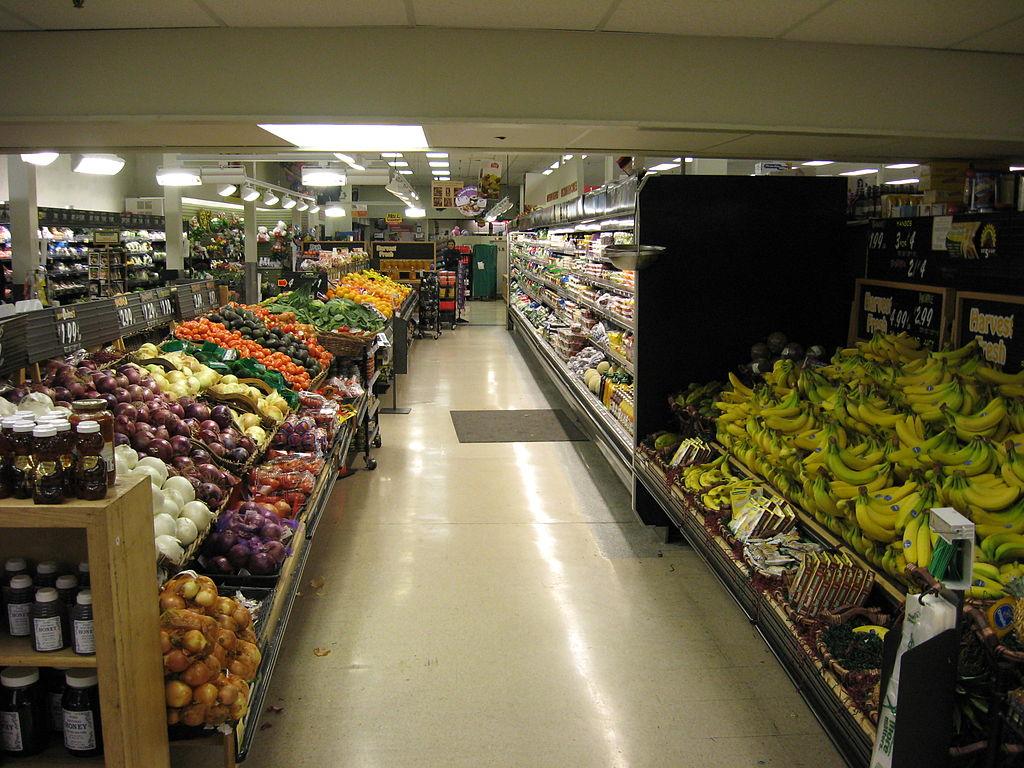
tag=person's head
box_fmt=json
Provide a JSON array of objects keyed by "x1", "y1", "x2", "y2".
[{"x1": 446, "y1": 239, "x2": 455, "y2": 250}]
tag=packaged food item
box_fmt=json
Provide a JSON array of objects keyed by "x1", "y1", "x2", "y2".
[
  {"x1": 0, "y1": 666, "x2": 48, "y2": 756},
  {"x1": 55, "y1": 574, "x2": 78, "y2": 607},
  {"x1": 31, "y1": 587, "x2": 67, "y2": 652},
  {"x1": 34, "y1": 561, "x2": 58, "y2": 589},
  {"x1": 74, "y1": 421, "x2": 108, "y2": 500},
  {"x1": 62, "y1": 669, "x2": 102, "y2": 757},
  {"x1": 70, "y1": 591, "x2": 94, "y2": 656},
  {"x1": 10, "y1": 421, "x2": 36, "y2": 499},
  {"x1": 5, "y1": 574, "x2": 33, "y2": 637},
  {"x1": 70, "y1": 400, "x2": 115, "y2": 485},
  {"x1": 32, "y1": 424, "x2": 63, "y2": 505}
]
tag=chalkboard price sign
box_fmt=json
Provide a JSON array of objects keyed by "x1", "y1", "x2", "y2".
[
  {"x1": 953, "y1": 291, "x2": 1024, "y2": 371},
  {"x1": 53, "y1": 307, "x2": 83, "y2": 353},
  {"x1": 113, "y1": 295, "x2": 135, "y2": 330},
  {"x1": 849, "y1": 279, "x2": 952, "y2": 349}
]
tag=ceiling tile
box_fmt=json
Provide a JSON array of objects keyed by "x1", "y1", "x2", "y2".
[
  {"x1": 954, "y1": 13, "x2": 1024, "y2": 53},
  {"x1": 0, "y1": 5, "x2": 37, "y2": 29},
  {"x1": 783, "y1": 0, "x2": 1024, "y2": 48},
  {"x1": 6, "y1": 0, "x2": 218, "y2": 29},
  {"x1": 415, "y1": 0, "x2": 604, "y2": 31},
  {"x1": 604, "y1": 0, "x2": 827, "y2": 36},
  {"x1": 204, "y1": 0, "x2": 409, "y2": 26}
]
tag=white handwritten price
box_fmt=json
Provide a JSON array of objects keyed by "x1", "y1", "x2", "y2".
[
  {"x1": 192, "y1": 293, "x2": 203, "y2": 311},
  {"x1": 116, "y1": 306, "x2": 134, "y2": 328},
  {"x1": 868, "y1": 231, "x2": 886, "y2": 250},
  {"x1": 57, "y1": 318, "x2": 81, "y2": 347},
  {"x1": 888, "y1": 308, "x2": 911, "y2": 331},
  {"x1": 914, "y1": 305, "x2": 935, "y2": 328},
  {"x1": 906, "y1": 258, "x2": 928, "y2": 279},
  {"x1": 159, "y1": 298, "x2": 172, "y2": 316}
]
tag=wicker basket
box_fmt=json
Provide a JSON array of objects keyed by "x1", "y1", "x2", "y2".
[{"x1": 320, "y1": 330, "x2": 374, "y2": 357}]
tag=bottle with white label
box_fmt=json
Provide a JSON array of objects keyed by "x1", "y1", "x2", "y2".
[
  {"x1": 4, "y1": 574, "x2": 33, "y2": 637},
  {"x1": 31, "y1": 587, "x2": 67, "y2": 652},
  {"x1": 0, "y1": 666, "x2": 48, "y2": 756},
  {"x1": 70, "y1": 590, "x2": 95, "y2": 655},
  {"x1": 62, "y1": 669, "x2": 102, "y2": 757}
]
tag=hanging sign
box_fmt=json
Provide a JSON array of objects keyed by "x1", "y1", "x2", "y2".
[
  {"x1": 385, "y1": 213, "x2": 404, "y2": 225},
  {"x1": 431, "y1": 181, "x2": 462, "y2": 210},
  {"x1": 479, "y1": 160, "x2": 502, "y2": 198},
  {"x1": 849, "y1": 279, "x2": 951, "y2": 349},
  {"x1": 351, "y1": 204, "x2": 369, "y2": 218},
  {"x1": 455, "y1": 185, "x2": 487, "y2": 217},
  {"x1": 953, "y1": 291, "x2": 1024, "y2": 370}
]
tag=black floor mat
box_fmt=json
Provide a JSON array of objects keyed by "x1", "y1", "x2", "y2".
[{"x1": 450, "y1": 409, "x2": 587, "y2": 443}]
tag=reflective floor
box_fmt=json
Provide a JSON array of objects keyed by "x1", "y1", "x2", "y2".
[{"x1": 180, "y1": 311, "x2": 845, "y2": 768}]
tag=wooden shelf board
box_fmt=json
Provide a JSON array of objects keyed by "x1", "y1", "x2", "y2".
[
  {"x1": 0, "y1": 476, "x2": 149, "y2": 529},
  {"x1": 0, "y1": 634, "x2": 96, "y2": 668}
]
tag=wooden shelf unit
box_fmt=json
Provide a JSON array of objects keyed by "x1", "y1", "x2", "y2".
[{"x1": 0, "y1": 476, "x2": 169, "y2": 768}]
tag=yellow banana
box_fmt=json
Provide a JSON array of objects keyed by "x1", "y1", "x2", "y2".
[
  {"x1": 917, "y1": 513, "x2": 933, "y2": 567},
  {"x1": 976, "y1": 365, "x2": 1024, "y2": 386},
  {"x1": 963, "y1": 476, "x2": 1021, "y2": 512},
  {"x1": 902, "y1": 511, "x2": 923, "y2": 564},
  {"x1": 727, "y1": 371, "x2": 754, "y2": 399},
  {"x1": 949, "y1": 396, "x2": 1007, "y2": 440}
]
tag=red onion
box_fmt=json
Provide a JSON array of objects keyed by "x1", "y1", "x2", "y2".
[
  {"x1": 154, "y1": 426, "x2": 170, "y2": 442},
  {"x1": 199, "y1": 483, "x2": 224, "y2": 506},
  {"x1": 100, "y1": 393, "x2": 118, "y2": 411},
  {"x1": 114, "y1": 374, "x2": 129, "y2": 389},
  {"x1": 95, "y1": 375, "x2": 117, "y2": 394},
  {"x1": 221, "y1": 433, "x2": 237, "y2": 451},
  {"x1": 127, "y1": 384, "x2": 144, "y2": 401},
  {"x1": 171, "y1": 456, "x2": 194, "y2": 471},
  {"x1": 264, "y1": 540, "x2": 286, "y2": 563},
  {"x1": 226, "y1": 448, "x2": 248, "y2": 464},
  {"x1": 210, "y1": 405, "x2": 233, "y2": 429},
  {"x1": 168, "y1": 402, "x2": 185, "y2": 419},
  {"x1": 185, "y1": 403, "x2": 211, "y2": 421},
  {"x1": 113, "y1": 387, "x2": 130, "y2": 403},
  {"x1": 136, "y1": 404, "x2": 150, "y2": 422},
  {"x1": 148, "y1": 438, "x2": 173, "y2": 462},
  {"x1": 199, "y1": 419, "x2": 219, "y2": 434},
  {"x1": 133, "y1": 432, "x2": 153, "y2": 451},
  {"x1": 141, "y1": 388, "x2": 155, "y2": 402},
  {"x1": 171, "y1": 420, "x2": 192, "y2": 437},
  {"x1": 114, "y1": 432, "x2": 129, "y2": 447},
  {"x1": 247, "y1": 553, "x2": 275, "y2": 575},
  {"x1": 53, "y1": 386, "x2": 71, "y2": 402},
  {"x1": 209, "y1": 556, "x2": 232, "y2": 574},
  {"x1": 170, "y1": 435, "x2": 192, "y2": 456},
  {"x1": 115, "y1": 403, "x2": 138, "y2": 421},
  {"x1": 207, "y1": 442, "x2": 226, "y2": 458},
  {"x1": 190, "y1": 448, "x2": 211, "y2": 463},
  {"x1": 197, "y1": 464, "x2": 222, "y2": 483}
]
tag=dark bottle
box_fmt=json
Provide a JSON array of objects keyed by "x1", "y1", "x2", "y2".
[
  {"x1": 46, "y1": 668, "x2": 69, "y2": 733},
  {"x1": 62, "y1": 669, "x2": 102, "y2": 757},
  {"x1": 4, "y1": 574, "x2": 33, "y2": 637},
  {"x1": 48, "y1": 420, "x2": 76, "y2": 497},
  {"x1": 70, "y1": 590, "x2": 94, "y2": 656},
  {"x1": 1, "y1": 557, "x2": 29, "y2": 632},
  {"x1": 34, "y1": 561, "x2": 58, "y2": 589},
  {"x1": 0, "y1": 666, "x2": 48, "y2": 757},
  {"x1": 10, "y1": 421, "x2": 36, "y2": 499},
  {"x1": 31, "y1": 587, "x2": 67, "y2": 653},
  {"x1": 32, "y1": 423, "x2": 64, "y2": 504},
  {"x1": 69, "y1": 402, "x2": 115, "y2": 485},
  {"x1": 56, "y1": 574, "x2": 78, "y2": 608},
  {"x1": 74, "y1": 421, "x2": 107, "y2": 500},
  {"x1": 0, "y1": 416, "x2": 15, "y2": 499},
  {"x1": 77, "y1": 562, "x2": 90, "y2": 589}
]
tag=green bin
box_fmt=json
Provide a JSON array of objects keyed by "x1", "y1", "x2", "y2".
[{"x1": 470, "y1": 244, "x2": 498, "y2": 299}]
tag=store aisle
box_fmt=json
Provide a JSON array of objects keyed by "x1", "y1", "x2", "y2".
[{"x1": 207, "y1": 325, "x2": 846, "y2": 768}]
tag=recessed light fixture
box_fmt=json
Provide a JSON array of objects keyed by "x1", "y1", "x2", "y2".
[
  {"x1": 380, "y1": 152, "x2": 404, "y2": 158},
  {"x1": 398, "y1": 170, "x2": 413, "y2": 175},
  {"x1": 549, "y1": 162, "x2": 560, "y2": 170},
  {"x1": 155, "y1": 167, "x2": 202, "y2": 186},
  {"x1": 542, "y1": 169, "x2": 553, "y2": 176},
  {"x1": 839, "y1": 168, "x2": 879, "y2": 176},
  {"x1": 672, "y1": 157, "x2": 682, "y2": 162},
  {"x1": 333, "y1": 153, "x2": 365, "y2": 171},
  {"x1": 563, "y1": 154, "x2": 574, "y2": 161},
  {"x1": 429, "y1": 161, "x2": 449, "y2": 168},
  {"x1": 684, "y1": 157, "x2": 694, "y2": 163},
  {"x1": 437, "y1": 177, "x2": 450, "y2": 182},
  {"x1": 217, "y1": 184, "x2": 237, "y2": 197},
  {"x1": 885, "y1": 163, "x2": 919, "y2": 170},
  {"x1": 263, "y1": 189, "x2": 279, "y2": 206},
  {"x1": 1010, "y1": 165, "x2": 1024, "y2": 172},
  {"x1": 73, "y1": 154, "x2": 125, "y2": 175},
  {"x1": 258, "y1": 124, "x2": 429, "y2": 151},
  {"x1": 297, "y1": 200, "x2": 309, "y2": 211},
  {"x1": 648, "y1": 162, "x2": 680, "y2": 172},
  {"x1": 301, "y1": 166, "x2": 346, "y2": 186},
  {"x1": 388, "y1": 161, "x2": 409, "y2": 168},
  {"x1": 884, "y1": 178, "x2": 920, "y2": 186},
  {"x1": 426, "y1": 152, "x2": 448, "y2": 159},
  {"x1": 281, "y1": 195, "x2": 297, "y2": 209},
  {"x1": 431, "y1": 169, "x2": 448, "y2": 176},
  {"x1": 240, "y1": 185, "x2": 260, "y2": 202},
  {"x1": 801, "y1": 160, "x2": 833, "y2": 167},
  {"x1": 20, "y1": 152, "x2": 59, "y2": 166},
  {"x1": 405, "y1": 207, "x2": 426, "y2": 218},
  {"x1": 324, "y1": 201, "x2": 346, "y2": 217}
]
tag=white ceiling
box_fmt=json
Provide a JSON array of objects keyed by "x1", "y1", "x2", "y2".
[{"x1": 0, "y1": 0, "x2": 1021, "y2": 53}]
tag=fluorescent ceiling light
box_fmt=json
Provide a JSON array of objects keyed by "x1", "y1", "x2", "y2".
[
  {"x1": 324, "y1": 201, "x2": 346, "y2": 217},
  {"x1": 549, "y1": 162, "x2": 560, "y2": 170},
  {"x1": 437, "y1": 177, "x2": 450, "y2": 182},
  {"x1": 258, "y1": 124, "x2": 428, "y2": 151},
  {"x1": 885, "y1": 163, "x2": 919, "y2": 170},
  {"x1": 426, "y1": 152, "x2": 448, "y2": 159},
  {"x1": 74, "y1": 154, "x2": 125, "y2": 175},
  {"x1": 388, "y1": 161, "x2": 409, "y2": 168},
  {"x1": 217, "y1": 184, "x2": 237, "y2": 197},
  {"x1": 542, "y1": 169, "x2": 553, "y2": 176},
  {"x1": 1009, "y1": 165, "x2": 1024, "y2": 171},
  {"x1": 309, "y1": 204, "x2": 321, "y2": 213},
  {"x1": 648, "y1": 162, "x2": 680, "y2": 172},
  {"x1": 429, "y1": 161, "x2": 450, "y2": 168},
  {"x1": 297, "y1": 200, "x2": 309, "y2": 211},
  {"x1": 263, "y1": 189, "x2": 279, "y2": 206},
  {"x1": 684, "y1": 157, "x2": 694, "y2": 163},
  {"x1": 380, "y1": 152, "x2": 403, "y2": 158},
  {"x1": 333, "y1": 153, "x2": 365, "y2": 171},
  {"x1": 301, "y1": 166, "x2": 346, "y2": 186},
  {"x1": 839, "y1": 168, "x2": 879, "y2": 176},
  {"x1": 281, "y1": 195, "x2": 297, "y2": 209},
  {"x1": 398, "y1": 169, "x2": 413, "y2": 175},
  {"x1": 801, "y1": 160, "x2": 833, "y2": 167},
  {"x1": 563, "y1": 154, "x2": 573, "y2": 161},
  {"x1": 884, "y1": 177, "x2": 920, "y2": 185},
  {"x1": 20, "y1": 152, "x2": 59, "y2": 166},
  {"x1": 672, "y1": 157, "x2": 681, "y2": 162},
  {"x1": 156, "y1": 167, "x2": 202, "y2": 186},
  {"x1": 240, "y1": 185, "x2": 260, "y2": 202},
  {"x1": 405, "y1": 207, "x2": 426, "y2": 218},
  {"x1": 432, "y1": 169, "x2": 448, "y2": 176},
  {"x1": 181, "y1": 197, "x2": 244, "y2": 211}
]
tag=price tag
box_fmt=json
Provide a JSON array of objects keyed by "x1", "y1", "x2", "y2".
[
  {"x1": 54, "y1": 307, "x2": 82, "y2": 352},
  {"x1": 850, "y1": 279, "x2": 951, "y2": 350},
  {"x1": 113, "y1": 295, "x2": 134, "y2": 330}
]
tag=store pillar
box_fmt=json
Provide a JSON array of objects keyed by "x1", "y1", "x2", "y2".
[
  {"x1": 243, "y1": 195, "x2": 258, "y2": 302},
  {"x1": 7, "y1": 155, "x2": 39, "y2": 298},
  {"x1": 163, "y1": 155, "x2": 185, "y2": 275}
]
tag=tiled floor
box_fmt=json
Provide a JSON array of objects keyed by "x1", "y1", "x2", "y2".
[{"x1": 178, "y1": 319, "x2": 845, "y2": 768}]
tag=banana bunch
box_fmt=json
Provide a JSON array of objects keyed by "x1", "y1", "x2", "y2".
[
  {"x1": 857, "y1": 332, "x2": 930, "y2": 365},
  {"x1": 968, "y1": 561, "x2": 1008, "y2": 600}
]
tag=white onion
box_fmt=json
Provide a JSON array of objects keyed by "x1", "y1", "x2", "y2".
[
  {"x1": 180, "y1": 500, "x2": 212, "y2": 530},
  {"x1": 162, "y1": 476, "x2": 195, "y2": 503},
  {"x1": 18, "y1": 392, "x2": 54, "y2": 416},
  {"x1": 153, "y1": 513, "x2": 177, "y2": 537},
  {"x1": 155, "y1": 534, "x2": 184, "y2": 564},
  {"x1": 150, "y1": 486, "x2": 166, "y2": 516},
  {"x1": 136, "y1": 457, "x2": 168, "y2": 485},
  {"x1": 175, "y1": 517, "x2": 199, "y2": 545},
  {"x1": 114, "y1": 445, "x2": 139, "y2": 470},
  {"x1": 161, "y1": 497, "x2": 180, "y2": 520},
  {"x1": 163, "y1": 487, "x2": 184, "y2": 511}
]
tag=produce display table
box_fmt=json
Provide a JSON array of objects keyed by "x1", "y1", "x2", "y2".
[{"x1": 0, "y1": 477, "x2": 167, "y2": 768}]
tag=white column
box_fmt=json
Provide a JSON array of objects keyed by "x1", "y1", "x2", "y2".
[
  {"x1": 604, "y1": 156, "x2": 616, "y2": 184},
  {"x1": 243, "y1": 196, "x2": 258, "y2": 302},
  {"x1": 162, "y1": 153, "x2": 185, "y2": 272},
  {"x1": 7, "y1": 156, "x2": 40, "y2": 295},
  {"x1": 291, "y1": 206, "x2": 302, "y2": 270}
]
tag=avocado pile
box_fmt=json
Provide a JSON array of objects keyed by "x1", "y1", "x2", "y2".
[{"x1": 209, "y1": 306, "x2": 323, "y2": 378}]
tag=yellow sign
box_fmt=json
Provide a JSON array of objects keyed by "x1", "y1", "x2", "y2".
[
  {"x1": 385, "y1": 213, "x2": 403, "y2": 224},
  {"x1": 431, "y1": 181, "x2": 462, "y2": 210}
]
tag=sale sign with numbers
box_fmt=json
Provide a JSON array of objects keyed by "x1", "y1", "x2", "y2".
[{"x1": 849, "y1": 279, "x2": 951, "y2": 350}]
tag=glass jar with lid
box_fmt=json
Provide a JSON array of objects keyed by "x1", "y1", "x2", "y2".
[
  {"x1": 31, "y1": 423, "x2": 64, "y2": 505},
  {"x1": 75, "y1": 421, "x2": 108, "y2": 500},
  {"x1": 0, "y1": 666, "x2": 48, "y2": 756},
  {"x1": 10, "y1": 421, "x2": 36, "y2": 499},
  {"x1": 70, "y1": 400, "x2": 115, "y2": 485}
]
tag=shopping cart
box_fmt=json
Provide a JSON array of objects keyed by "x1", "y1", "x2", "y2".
[
  {"x1": 417, "y1": 270, "x2": 441, "y2": 339},
  {"x1": 438, "y1": 270, "x2": 457, "y2": 330}
]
